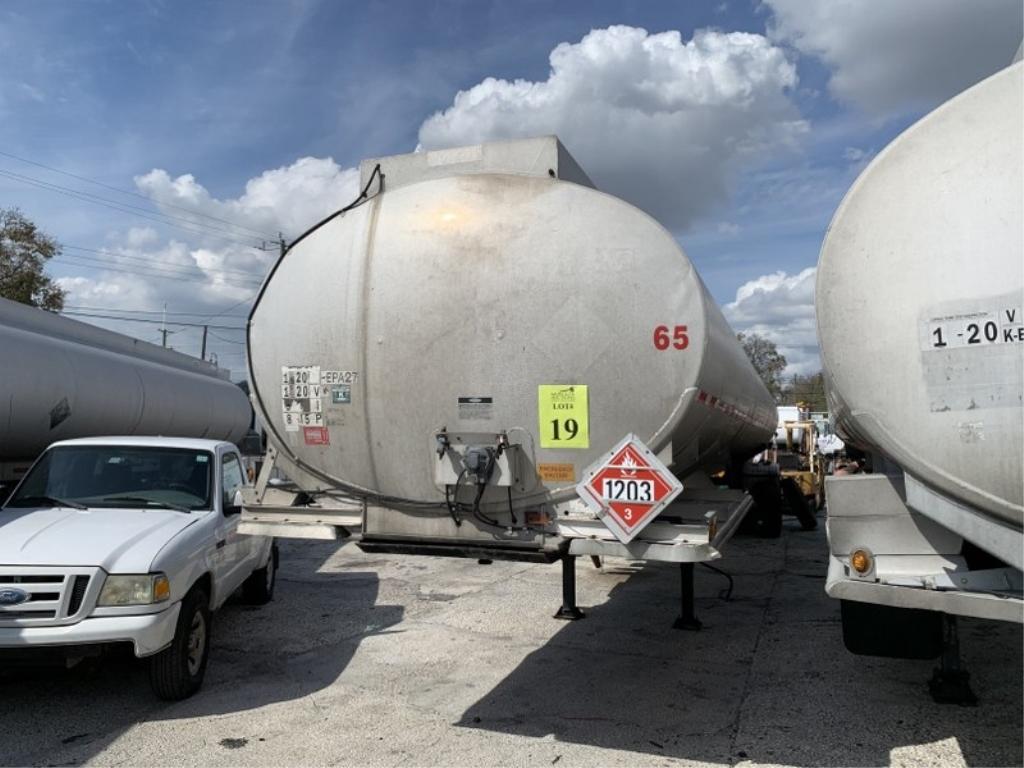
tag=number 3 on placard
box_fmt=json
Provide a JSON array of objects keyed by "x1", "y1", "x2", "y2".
[{"x1": 653, "y1": 325, "x2": 689, "y2": 350}]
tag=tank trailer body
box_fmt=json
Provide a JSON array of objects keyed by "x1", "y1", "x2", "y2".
[
  {"x1": 0, "y1": 297, "x2": 252, "y2": 492},
  {"x1": 240, "y1": 137, "x2": 777, "y2": 623},
  {"x1": 816, "y1": 61, "x2": 1022, "y2": 692}
]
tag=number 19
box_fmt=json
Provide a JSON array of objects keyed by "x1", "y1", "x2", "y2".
[{"x1": 550, "y1": 418, "x2": 579, "y2": 441}]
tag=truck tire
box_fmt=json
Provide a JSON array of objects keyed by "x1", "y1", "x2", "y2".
[
  {"x1": 781, "y1": 477, "x2": 817, "y2": 530},
  {"x1": 743, "y1": 480, "x2": 783, "y2": 539},
  {"x1": 242, "y1": 543, "x2": 278, "y2": 605},
  {"x1": 149, "y1": 586, "x2": 212, "y2": 700}
]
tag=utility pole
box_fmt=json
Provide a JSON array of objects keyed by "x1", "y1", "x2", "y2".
[
  {"x1": 279, "y1": 232, "x2": 286, "y2": 258},
  {"x1": 200, "y1": 325, "x2": 208, "y2": 361},
  {"x1": 160, "y1": 303, "x2": 168, "y2": 348}
]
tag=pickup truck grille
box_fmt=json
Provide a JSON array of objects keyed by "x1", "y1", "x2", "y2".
[
  {"x1": 68, "y1": 575, "x2": 90, "y2": 615},
  {"x1": 0, "y1": 567, "x2": 100, "y2": 627}
]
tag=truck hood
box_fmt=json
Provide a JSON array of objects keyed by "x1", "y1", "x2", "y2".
[{"x1": 0, "y1": 507, "x2": 200, "y2": 572}]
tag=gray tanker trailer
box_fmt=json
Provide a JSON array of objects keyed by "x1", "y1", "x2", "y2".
[
  {"x1": 0, "y1": 297, "x2": 252, "y2": 489},
  {"x1": 817, "y1": 61, "x2": 1022, "y2": 698},
  {"x1": 241, "y1": 137, "x2": 777, "y2": 624}
]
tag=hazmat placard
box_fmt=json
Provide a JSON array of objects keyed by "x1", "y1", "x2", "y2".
[
  {"x1": 538, "y1": 385, "x2": 589, "y2": 449},
  {"x1": 576, "y1": 433, "x2": 683, "y2": 544}
]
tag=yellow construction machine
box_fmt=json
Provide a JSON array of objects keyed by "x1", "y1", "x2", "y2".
[{"x1": 769, "y1": 405, "x2": 826, "y2": 523}]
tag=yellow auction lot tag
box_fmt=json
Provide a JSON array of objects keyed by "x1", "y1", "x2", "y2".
[{"x1": 538, "y1": 385, "x2": 589, "y2": 449}]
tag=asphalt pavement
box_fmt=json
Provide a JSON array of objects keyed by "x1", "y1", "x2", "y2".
[{"x1": 2, "y1": 515, "x2": 1021, "y2": 767}]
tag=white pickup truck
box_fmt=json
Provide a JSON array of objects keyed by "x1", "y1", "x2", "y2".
[{"x1": 0, "y1": 436, "x2": 277, "y2": 699}]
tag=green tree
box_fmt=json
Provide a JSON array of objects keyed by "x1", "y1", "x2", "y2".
[
  {"x1": 737, "y1": 331, "x2": 787, "y2": 401},
  {"x1": 782, "y1": 371, "x2": 828, "y2": 411},
  {"x1": 0, "y1": 207, "x2": 65, "y2": 310}
]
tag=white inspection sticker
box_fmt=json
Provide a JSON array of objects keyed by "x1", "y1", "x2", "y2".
[
  {"x1": 281, "y1": 365, "x2": 324, "y2": 432},
  {"x1": 920, "y1": 297, "x2": 1024, "y2": 413},
  {"x1": 923, "y1": 306, "x2": 1023, "y2": 350}
]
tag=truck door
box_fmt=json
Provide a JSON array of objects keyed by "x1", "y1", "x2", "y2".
[{"x1": 215, "y1": 451, "x2": 250, "y2": 598}]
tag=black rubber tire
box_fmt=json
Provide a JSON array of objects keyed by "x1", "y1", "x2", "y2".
[
  {"x1": 242, "y1": 543, "x2": 278, "y2": 605},
  {"x1": 744, "y1": 479, "x2": 783, "y2": 539},
  {"x1": 759, "y1": 501, "x2": 783, "y2": 538},
  {"x1": 149, "y1": 586, "x2": 212, "y2": 700},
  {"x1": 781, "y1": 477, "x2": 817, "y2": 530}
]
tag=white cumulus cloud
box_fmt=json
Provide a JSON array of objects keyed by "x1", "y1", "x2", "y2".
[
  {"x1": 724, "y1": 266, "x2": 819, "y2": 374},
  {"x1": 418, "y1": 25, "x2": 805, "y2": 230},
  {"x1": 56, "y1": 157, "x2": 362, "y2": 374},
  {"x1": 764, "y1": 0, "x2": 1023, "y2": 114},
  {"x1": 135, "y1": 156, "x2": 360, "y2": 244}
]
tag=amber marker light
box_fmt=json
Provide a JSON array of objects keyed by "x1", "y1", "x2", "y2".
[
  {"x1": 850, "y1": 548, "x2": 873, "y2": 574},
  {"x1": 153, "y1": 574, "x2": 171, "y2": 602}
]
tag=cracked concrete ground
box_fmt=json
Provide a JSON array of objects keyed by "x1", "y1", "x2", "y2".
[{"x1": 2, "y1": 516, "x2": 1021, "y2": 767}]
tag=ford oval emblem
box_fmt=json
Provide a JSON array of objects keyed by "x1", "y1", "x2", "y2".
[{"x1": 0, "y1": 587, "x2": 30, "y2": 606}]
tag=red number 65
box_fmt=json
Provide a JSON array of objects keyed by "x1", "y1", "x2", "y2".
[{"x1": 653, "y1": 325, "x2": 689, "y2": 350}]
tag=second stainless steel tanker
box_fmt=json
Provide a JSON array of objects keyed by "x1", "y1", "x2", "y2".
[
  {"x1": 1, "y1": 297, "x2": 252, "y2": 487},
  {"x1": 817, "y1": 60, "x2": 1022, "y2": 692}
]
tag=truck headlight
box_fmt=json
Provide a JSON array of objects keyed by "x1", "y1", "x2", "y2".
[{"x1": 98, "y1": 574, "x2": 171, "y2": 606}]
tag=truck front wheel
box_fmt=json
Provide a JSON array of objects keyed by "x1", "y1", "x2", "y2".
[
  {"x1": 149, "y1": 586, "x2": 212, "y2": 700},
  {"x1": 242, "y1": 543, "x2": 278, "y2": 605}
]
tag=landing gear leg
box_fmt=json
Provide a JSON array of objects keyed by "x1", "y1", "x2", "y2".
[
  {"x1": 672, "y1": 562, "x2": 702, "y2": 631},
  {"x1": 928, "y1": 614, "x2": 977, "y2": 705},
  {"x1": 553, "y1": 555, "x2": 585, "y2": 620}
]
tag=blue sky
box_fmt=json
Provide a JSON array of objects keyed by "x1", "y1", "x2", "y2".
[{"x1": 1, "y1": 0, "x2": 1020, "y2": 375}]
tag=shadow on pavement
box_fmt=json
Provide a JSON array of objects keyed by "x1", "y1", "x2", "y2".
[
  {"x1": 456, "y1": 527, "x2": 1023, "y2": 767},
  {"x1": 0, "y1": 539, "x2": 402, "y2": 767}
]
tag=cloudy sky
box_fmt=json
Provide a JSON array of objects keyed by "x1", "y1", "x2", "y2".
[{"x1": 1, "y1": 0, "x2": 1020, "y2": 377}]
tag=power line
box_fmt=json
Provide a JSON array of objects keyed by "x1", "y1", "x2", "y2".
[
  {"x1": 52, "y1": 254, "x2": 262, "y2": 289},
  {"x1": 53, "y1": 253, "x2": 262, "y2": 287},
  {"x1": 0, "y1": 162, "x2": 273, "y2": 244},
  {"x1": 63, "y1": 304, "x2": 250, "y2": 318},
  {"x1": 206, "y1": 329, "x2": 247, "y2": 345},
  {"x1": 0, "y1": 148, "x2": 280, "y2": 240},
  {"x1": 53, "y1": 244, "x2": 264, "y2": 284},
  {"x1": 0, "y1": 167, "x2": 271, "y2": 249},
  {"x1": 62, "y1": 244, "x2": 268, "y2": 280},
  {"x1": 191, "y1": 291, "x2": 259, "y2": 326},
  {"x1": 0, "y1": 166, "x2": 270, "y2": 248},
  {"x1": 60, "y1": 310, "x2": 246, "y2": 331}
]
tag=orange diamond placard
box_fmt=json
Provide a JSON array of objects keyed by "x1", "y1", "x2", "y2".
[{"x1": 576, "y1": 434, "x2": 683, "y2": 544}]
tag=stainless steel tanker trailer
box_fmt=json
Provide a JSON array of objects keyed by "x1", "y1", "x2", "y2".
[
  {"x1": 240, "y1": 137, "x2": 777, "y2": 625},
  {"x1": 0, "y1": 296, "x2": 252, "y2": 491},
  {"x1": 817, "y1": 60, "x2": 1022, "y2": 700}
]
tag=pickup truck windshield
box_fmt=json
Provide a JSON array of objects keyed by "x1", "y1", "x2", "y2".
[{"x1": 4, "y1": 446, "x2": 214, "y2": 511}]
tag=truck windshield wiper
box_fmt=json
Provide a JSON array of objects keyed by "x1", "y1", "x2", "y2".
[
  {"x1": 6, "y1": 495, "x2": 88, "y2": 510},
  {"x1": 102, "y1": 496, "x2": 192, "y2": 513}
]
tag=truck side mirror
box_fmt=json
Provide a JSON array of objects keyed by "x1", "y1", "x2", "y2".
[{"x1": 226, "y1": 489, "x2": 244, "y2": 516}]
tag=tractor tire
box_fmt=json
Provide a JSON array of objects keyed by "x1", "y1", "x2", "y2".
[{"x1": 781, "y1": 477, "x2": 817, "y2": 530}]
